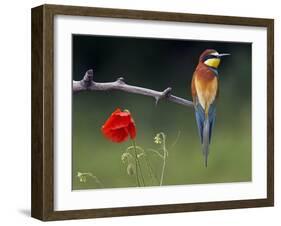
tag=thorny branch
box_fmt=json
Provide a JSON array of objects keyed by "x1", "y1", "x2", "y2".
[{"x1": 73, "y1": 69, "x2": 194, "y2": 107}]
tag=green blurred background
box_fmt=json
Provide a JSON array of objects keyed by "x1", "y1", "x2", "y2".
[{"x1": 72, "y1": 34, "x2": 252, "y2": 190}]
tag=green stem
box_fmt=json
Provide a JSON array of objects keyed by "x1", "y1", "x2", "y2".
[
  {"x1": 126, "y1": 145, "x2": 157, "y2": 185},
  {"x1": 132, "y1": 142, "x2": 140, "y2": 187},
  {"x1": 159, "y1": 133, "x2": 167, "y2": 186},
  {"x1": 144, "y1": 155, "x2": 160, "y2": 185},
  {"x1": 78, "y1": 172, "x2": 104, "y2": 188},
  {"x1": 88, "y1": 174, "x2": 104, "y2": 188},
  {"x1": 132, "y1": 140, "x2": 145, "y2": 186}
]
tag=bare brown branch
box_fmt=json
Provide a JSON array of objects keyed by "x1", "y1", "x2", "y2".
[{"x1": 73, "y1": 69, "x2": 194, "y2": 108}]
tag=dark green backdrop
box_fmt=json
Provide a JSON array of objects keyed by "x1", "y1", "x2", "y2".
[{"x1": 72, "y1": 34, "x2": 252, "y2": 190}]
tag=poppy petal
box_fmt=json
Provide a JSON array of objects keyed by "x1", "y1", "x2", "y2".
[
  {"x1": 103, "y1": 127, "x2": 129, "y2": 143},
  {"x1": 128, "y1": 121, "x2": 136, "y2": 139},
  {"x1": 101, "y1": 108, "x2": 137, "y2": 143},
  {"x1": 102, "y1": 111, "x2": 131, "y2": 130}
]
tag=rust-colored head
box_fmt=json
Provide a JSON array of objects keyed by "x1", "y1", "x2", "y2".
[
  {"x1": 199, "y1": 49, "x2": 218, "y2": 62},
  {"x1": 199, "y1": 49, "x2": 230, "y2": 68}
]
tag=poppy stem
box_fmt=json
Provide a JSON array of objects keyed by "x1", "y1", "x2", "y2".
[
  {"x1": 132, "y1": 140, "x2": 145, "y2": 186},
  {"x1": 132, "y1": 144, "x2": 141, "y2": 187},
  {"x1": 159, "y1": 133, "x2": 168, "y2": 186},
  {"x1": 143, "y1": 155, "x2": 159, "y2": 185}
]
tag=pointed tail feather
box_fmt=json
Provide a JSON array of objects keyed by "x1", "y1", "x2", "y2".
[
  {"x1": 202, "y1": 118, "x2": 210, "y2": 168},
  {"x1": 195, "y1": 104, "x2": 205, "y2": 144},
  {"x1": 194, "y1": 103, "x2": 216, "y2": 168}
]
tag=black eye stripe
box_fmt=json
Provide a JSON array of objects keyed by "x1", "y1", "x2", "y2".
[{"x1": 203, "y1": 55, "x2": 219, "y2": 61}]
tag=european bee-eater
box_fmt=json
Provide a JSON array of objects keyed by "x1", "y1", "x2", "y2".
[{"x1": 191, "y1": 49, "x2": 230, "y2": 167}]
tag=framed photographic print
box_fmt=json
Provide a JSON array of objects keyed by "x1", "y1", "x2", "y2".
[{"x1": 31, "y1": 4, "x2": 274, "y2": 221}]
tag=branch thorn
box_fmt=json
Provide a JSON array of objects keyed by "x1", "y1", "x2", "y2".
[
  {"x1": 155, "y1": 87, "x2": 172, "y2": 106},
  {"x1": 81, "y1": 69, "x2": 94, "y2": 88},
  {"x1": 117, "y1": 77, "x2": 125, "y2": 84}
]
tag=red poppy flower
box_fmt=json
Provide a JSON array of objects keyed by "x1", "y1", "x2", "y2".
[{"x1": 101, "y1": 108, "x2": 136, "y2": 143}]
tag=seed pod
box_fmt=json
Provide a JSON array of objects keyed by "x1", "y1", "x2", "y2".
[{"x1": 127, "y1": 163, "x2": 136, "y2": 176}]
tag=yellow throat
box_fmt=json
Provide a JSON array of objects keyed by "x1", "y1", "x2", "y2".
[{"x1": 204, "y1": 58, "x2": 221, "y2": 68}]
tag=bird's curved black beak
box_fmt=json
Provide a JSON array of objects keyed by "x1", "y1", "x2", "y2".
[{"x1": 218, "y1": 53, "x2": 230, "y2": 58}]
